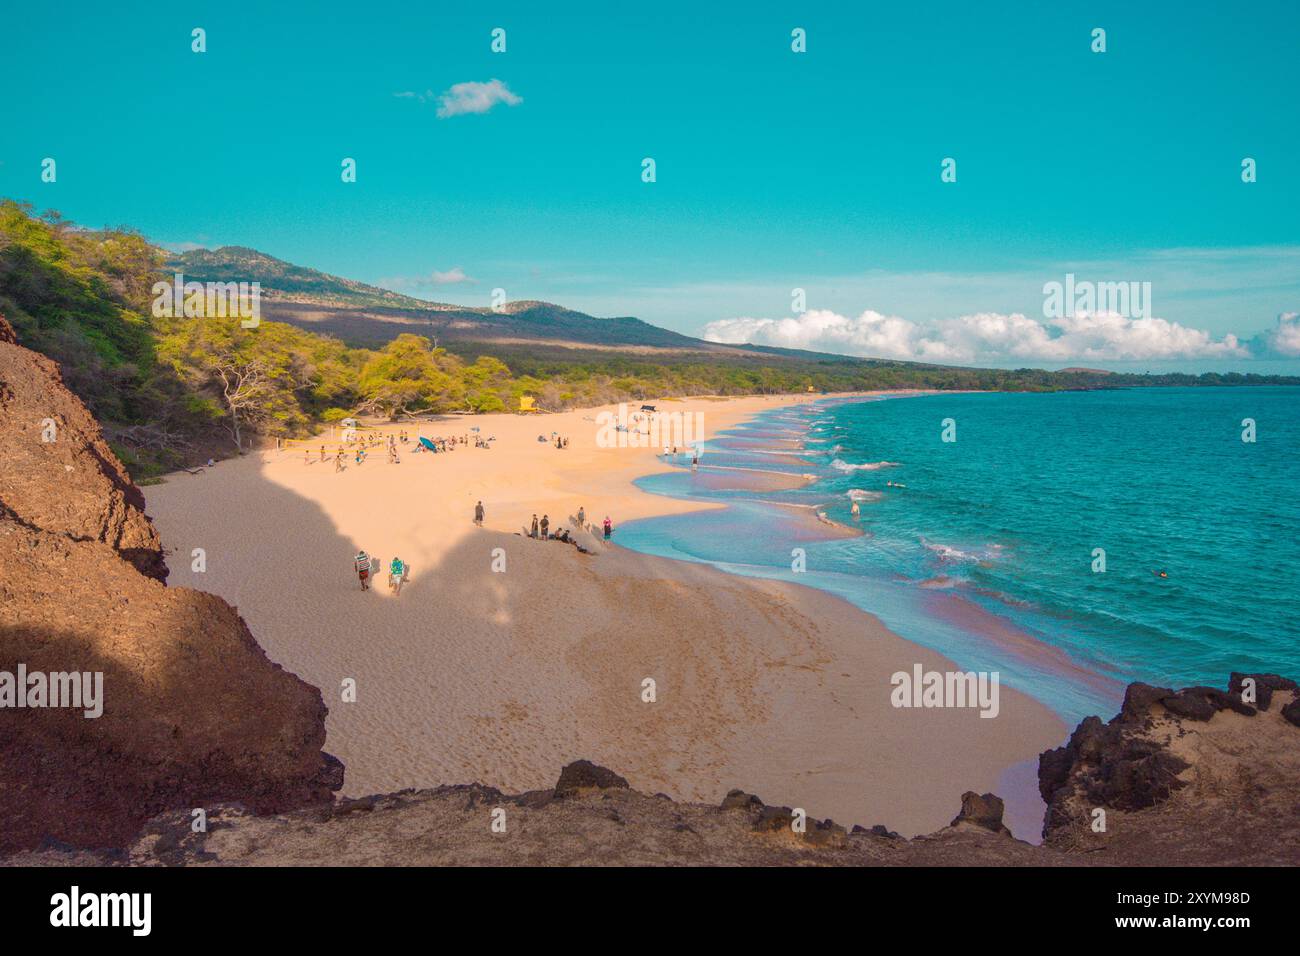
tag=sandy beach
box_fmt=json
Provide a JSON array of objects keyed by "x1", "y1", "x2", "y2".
[{"x1": 145, "y1": 393, "x2": 1067, "y2": 837}]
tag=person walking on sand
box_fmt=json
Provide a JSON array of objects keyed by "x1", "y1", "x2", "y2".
[
  {"x1": 540, "y1": 514, "x2": 549, "y2": 540},
  {"x1": 603, "y1": 516, "x2": 612, "y2": 540},
  {"x1": 354, "y1": 550, "x2": 373, "y2": 590},
  {"x1": 577, "y1": 506, "x2": 585, "y2": 528},
  {"x1": 335, "y1": 449, "x2": 346, "y2": 472},
  {"x1": 474, "y1": 501, "x2": 485, "y2": 526},
  {"x1": 320, "y1": 445, "x2": 326, "y2": 462},
  {"x1": 388, "y1": 556, "x2": 406, "y2": 594},
  {"x1": 530, "y1": 514, "x2": 539, "y2": 539}
]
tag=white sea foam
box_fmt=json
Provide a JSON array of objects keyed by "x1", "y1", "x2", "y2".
[
  {"x1": 846, "y1": 489, "x2": 883, "y2": 502},
  {"x1": 830, "y1": 459, "x2": 901, "y2": 473},
  {"x1": 923, "y1": 540, "x2": 1006, "y2": 563}
]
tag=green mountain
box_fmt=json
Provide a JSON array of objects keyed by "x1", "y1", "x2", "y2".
[
  {"x1": 168, "y1": 246, "x2": 732, "y2": 353},
  {"x1": 168, "y1": 246, "x2": 434, "y2": 310}
]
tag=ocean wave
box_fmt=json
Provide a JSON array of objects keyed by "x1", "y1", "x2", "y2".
[
  {"x1": 918, "y1": 575, "x2": 962, "y2": 589},
  {"x1": 830, "y1": 459, "x2": 901, "y2": 472},
  {"x1": 922, "y1": 540, "x2": 1006, "y2": 564},
  {"x1": 846, "y1": 489, "x2": 883, "y2": 502},
  {"x1": 970, "y1": 585, "x2": 1033, "y2": 610}
]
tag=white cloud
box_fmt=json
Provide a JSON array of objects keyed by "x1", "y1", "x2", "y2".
[
  {"x1": 429, "y1": 267, "x2": 473, "y2": 285},
  {"x1": 434, "y1": 79, "x2": 522, "y2": 118},
  {"x1": 702, "y1": 308, "x2": 1250, "y2": 364},
  {"x1": 1250, "y1": 312, "x2": 1300, "y2": 358}
]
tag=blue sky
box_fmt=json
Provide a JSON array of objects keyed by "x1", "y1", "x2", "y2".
[{"x1": 3, "y1": 0, "x2": 1298, "y2": 371}]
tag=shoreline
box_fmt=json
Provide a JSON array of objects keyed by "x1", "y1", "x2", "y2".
[
  {"x1": 613, "y1": 392, "x2": 1131, "y2": 830},
  {"x1": 618, "y1": 394, "x2": 1126, "y2": 718},
  {"x1": 143, "y1": 391, "x2": 1068, "y2": 839}
]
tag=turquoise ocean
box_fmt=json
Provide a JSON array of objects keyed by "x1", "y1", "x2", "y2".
[{"x1": 617, "y1": 387, "x2": 1300, "y2": 725}]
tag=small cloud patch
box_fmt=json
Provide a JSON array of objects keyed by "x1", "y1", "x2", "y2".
[{"x1": 435, "y1": 79, "x2": 522, "y2": 118}]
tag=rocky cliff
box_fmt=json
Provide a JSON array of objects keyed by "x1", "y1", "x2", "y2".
[
  {"x1": 1038, "y1": 673, "x2": 1300, "y2": 865},
  {"x1": 0, "y1": 315, "x2": 342, "y2": 855},
  {"x1": 0, "y1": 315, "x2": 167, "y2": 581}
]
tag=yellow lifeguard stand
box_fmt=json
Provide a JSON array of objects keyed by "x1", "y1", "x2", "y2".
[{"x1": 519, "y1": 395, "x2": 537, "y2": 412}]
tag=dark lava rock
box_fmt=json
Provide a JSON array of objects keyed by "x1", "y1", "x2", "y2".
[
  {"x1": 754, "y1": 805, "x2": 796, "y2": 831},
  {"x1": 1120, "y1": 683, "x2": 1175, "y2": 722},
  {"x1": 553, "y1": 760, "x2": 630, "y2": 797},
  {"x1": 1161, "y1": 686, "x2": 1255, "y2": 721},
  {"x1": 720, "y1": 789, "x2": 764, "y2": 811},
  {"x1": 951, "y1": 791, "x2": 1011, "y2": 835},
  {"x1": 1228, "y1": 673, "x2": 1298, "y2": 712},
  {"x1": 1282, "y1": 697, "x2": 1300, "y2": 728}
]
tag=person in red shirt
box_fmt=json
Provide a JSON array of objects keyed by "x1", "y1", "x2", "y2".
[{"x1": 354, "y1": 550, "x2": 373, "y2": 590}]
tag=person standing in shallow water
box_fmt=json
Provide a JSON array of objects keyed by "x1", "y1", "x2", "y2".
[{"x1": 474, "y1": 501, "x2": 484, "y2": 526}]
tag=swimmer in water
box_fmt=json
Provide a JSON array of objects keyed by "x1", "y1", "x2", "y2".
[{"x1": 1155, "y1": 569, "x2": 1168, "y2": 578}]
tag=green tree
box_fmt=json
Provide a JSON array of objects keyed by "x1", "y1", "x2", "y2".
[
  {"x1": 356, "y1": 334, "x2": 464, "y2": 417},
  {"x1": 157, "y1": 319, "x2": 322, "y2": 449}
]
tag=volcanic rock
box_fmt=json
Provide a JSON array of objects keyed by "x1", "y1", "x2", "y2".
[
  {"x1": 0, "y1": 326, "x2": 341, "y2": 854},
  {"x1": 554, "y1": 760, "x2": 630, "y2": 797},
  {"x1": 1229, "y1": 672, "x2": 1298, "y2": 712},
  {"x1": 1039, "y1": 673, "x2": 1300, "y2": 862},
  {"x1": 0, "y1": 314, "x2": 167, "y2": 580},
  {"x1": 951, "y1": 791, "x2": 1011, "y2": 835}
]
